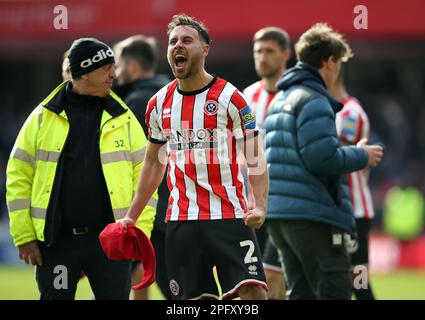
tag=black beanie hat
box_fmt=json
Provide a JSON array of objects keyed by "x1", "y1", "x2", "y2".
[{"x1": 68, "y1": 38, "x2": 115, "y2": 78}]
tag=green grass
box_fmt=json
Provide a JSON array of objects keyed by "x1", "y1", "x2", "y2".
[
  {"x1": 369, "y1": 270, "x2": 425, "y2": 300},
  {"x1": 0, "y1": 265, "x2": 424, "y2": 300},
  {"x1": 0, "y1": 265, "x2": 164, "y2": 300}
]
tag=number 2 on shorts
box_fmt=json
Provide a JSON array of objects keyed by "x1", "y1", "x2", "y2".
[{"x1": 240, "y1": 240, "x2": 258, "y2": 264}]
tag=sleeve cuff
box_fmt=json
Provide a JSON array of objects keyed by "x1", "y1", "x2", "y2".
[
  {"x1": 148, "y1": 137, "x2": 167, "y2": 145},
  {"x1": 340, "y1": 136, "x2": 355, "y2": 145},
  {"x1": 236, "y1": 129, "x2": 259, "y2": 142}
]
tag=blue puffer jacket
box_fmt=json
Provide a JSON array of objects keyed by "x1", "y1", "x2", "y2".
[{"x1": 264, "y1": 62, "x2": 368, "y2": 233}]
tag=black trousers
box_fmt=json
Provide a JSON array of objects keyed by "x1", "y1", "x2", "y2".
[
  {"x1": 36, "y1": 232, "x2": 132, "y2": 300},
  {"x1": 268, "y1": 220, "x2": 352, "y2": 300},
  {"x1": 150, "y1": 227, "x2": 171, "y2": 300}
]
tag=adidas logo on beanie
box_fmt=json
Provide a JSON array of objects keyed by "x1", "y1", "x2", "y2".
[{"x1": 68, "y1": 37, "x2": 115, "y2": 78}]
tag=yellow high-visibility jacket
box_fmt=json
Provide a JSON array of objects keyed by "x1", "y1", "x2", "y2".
[{"x1": 6, "y1": 81, "x2": 157, "y2": 247}]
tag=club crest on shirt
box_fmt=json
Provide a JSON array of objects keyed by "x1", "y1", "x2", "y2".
[{"x1": 204, "y1": 100, "x2": 219, "y2": 116}]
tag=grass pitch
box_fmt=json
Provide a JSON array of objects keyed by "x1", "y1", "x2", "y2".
[{"x1": 0, "y1": 265, "x2": 424, "y2": 300}]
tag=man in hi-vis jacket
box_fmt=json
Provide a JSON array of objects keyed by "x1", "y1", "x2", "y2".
[{"x1": 6, "y1": 38, "x2": 157, "y2": 300}]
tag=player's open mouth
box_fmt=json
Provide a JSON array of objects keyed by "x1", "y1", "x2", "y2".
[{"x1": 174, "y1": 55, "x2": 187, "y2": 70}]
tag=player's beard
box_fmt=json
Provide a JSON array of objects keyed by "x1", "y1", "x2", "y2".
[
  {"x1": 173, "y1": 60, "x2": 192, "y2": 79},
  {"x1": 116, "y1": 66, "x2": 131, "y2": 85},
  {"x1": 256, "y1": 63, "x2": 281, "y2": 79},
  {"x1": 171, "y1": 51, "x2": 202, "y2": 80}
]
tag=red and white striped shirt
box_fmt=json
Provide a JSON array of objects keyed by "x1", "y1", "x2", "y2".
[
  {"x1": 336, "y1": 97, "x2": 375, "y2": 219},
  {"x1": 243, "y1": 80, "x2": 277, "y2": 128},
  {"x1": 146, "y1": 77, "x2": 257, "y2": 222}
]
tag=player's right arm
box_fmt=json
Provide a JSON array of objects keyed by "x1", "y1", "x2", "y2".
[
  {"x1": 121, "y1": 94, "x2": 167, "y2": 227},
  {"x1": 121, "y1": 141, "x2": 167, "y2": 227}
]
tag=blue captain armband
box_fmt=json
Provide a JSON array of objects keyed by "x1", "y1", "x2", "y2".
[{"x1": 240, "y1": 105, "x2": 256, "y2": 130}]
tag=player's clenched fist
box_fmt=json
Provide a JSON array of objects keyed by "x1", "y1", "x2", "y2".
[
  {"x1": 357, "y1": 138, "x2": 384, "y2": 167},
  {"x1": 243, "y1": 208, "x2": 266, "y2": 229}
]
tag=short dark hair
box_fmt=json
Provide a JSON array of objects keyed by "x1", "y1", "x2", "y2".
[
  {"x1": 254, "y1": 27, "x2": 291, "y2": 50},
  {"x1": 295, "y1": 23, "x2": 353, "y2": 69},
  {"x1": 167, "y1": 14, "x2": 211, "y2": 45},
  {"x1": 115, "y1": 35, "x2": 158, "y2": 71}
]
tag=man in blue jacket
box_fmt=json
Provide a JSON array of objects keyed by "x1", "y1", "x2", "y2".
[{"x1": 264, "y1": 23, "x2": 383, "y2": 300}]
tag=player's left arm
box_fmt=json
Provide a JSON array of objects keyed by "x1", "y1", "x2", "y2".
[
  {"x1": 229, "y1": 90, "x2": 269, "y2": 229},
  {"x1": 336, "y1": 107, "x2": 370, "y2": 175},
  {"x1": 243, "y1": 135, "x2": 269, "y2": 229},
  {"x1": 336, "y1": 107, "x2": 364, "y2": 146}
]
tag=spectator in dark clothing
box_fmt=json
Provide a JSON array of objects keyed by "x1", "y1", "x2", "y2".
[{"x1": 114, "y1": 35, "x2": 171, "y2": 300}]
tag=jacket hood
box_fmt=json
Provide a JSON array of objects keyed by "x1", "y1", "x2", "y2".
[{"x1": 277, "y1": 62, "x2": 343, "y2": 113}]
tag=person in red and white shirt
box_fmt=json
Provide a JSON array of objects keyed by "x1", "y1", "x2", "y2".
[
  {"x1": 336, "y1": 98, "x2": 375, "y2": 220},
  {"x1": 244, "y1": 27, "x2": 291, "y2": 128},
  {"x1": 331, "y1": 71, "x2": 376, "y2": 300},
  {"x1": 243, "y1": 27, "x2": 291, "y2": 300},
  {"x1": 121, "y1": 14, "x2": 269, "y2": 300}
]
